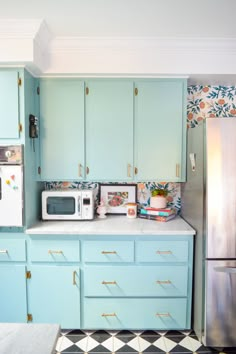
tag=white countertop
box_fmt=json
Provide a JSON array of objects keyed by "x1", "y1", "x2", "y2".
[{"x1": 26, "y1": 215, "x2": 195, "y2": 235}]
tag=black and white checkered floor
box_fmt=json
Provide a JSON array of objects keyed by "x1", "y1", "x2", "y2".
[{"x1": 55, "y1": 330, "x2": 236, "y2": 354}]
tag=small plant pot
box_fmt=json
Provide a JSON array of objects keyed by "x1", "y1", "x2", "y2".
[{"x1": 150, "y1": 196, "x2": 167, "y2": 209}]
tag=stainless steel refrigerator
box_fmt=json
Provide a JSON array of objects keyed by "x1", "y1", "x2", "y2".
[{"x1": 181, "y1": 118, "x2": 236, "y2": 348}]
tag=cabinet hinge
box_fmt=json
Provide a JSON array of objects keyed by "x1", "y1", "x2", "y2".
[
  {"x1": 134, "y1": 87, "x2": 138, "y2": 96},
  {"x1": 38, "y1": 166, "x2": 41, "y2": 175},
  {"x1": 18, "y1": 78, "x2": 22, "y2": 86},
  {"x1": 26, "y1": 271, "x2": 31, "y2": 279},
  {"x1": 85, "y1": 87, "x2": 89, "y2": 95},
  {"x1": 19, "y1": 123, "x2": 23, "y2": 132},
  {"x1": 37, "y1": 86, "x2": 40, "y2": 95},
  {"x1": 27, "y1": 314, "x2": 33, "y2": 322}
]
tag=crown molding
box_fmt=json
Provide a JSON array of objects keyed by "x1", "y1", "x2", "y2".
[{"x1": 49, "y1": 36, "x2": 236, "y2": 55}]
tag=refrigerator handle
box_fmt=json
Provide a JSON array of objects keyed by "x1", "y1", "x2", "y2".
[
  {"x1": 0, "y1": 177, "x2": 1, "y2": 200},
  {"x1": 214, "y1": 266, "x2": 236, "y2": 274}
]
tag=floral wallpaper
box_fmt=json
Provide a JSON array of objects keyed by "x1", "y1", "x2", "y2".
[
  {"x1": 187, "y1": 85, "x2": 236, "y2": 128},
  {"x1": 46, "y1": 181, "x2": 181, "y2": 212},
  {"x1": 46, "y1": 85, "x2": 236, "y2": 213}
]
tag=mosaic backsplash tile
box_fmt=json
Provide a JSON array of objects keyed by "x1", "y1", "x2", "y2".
[{"x1": 45, "y1": 181, "x2": 181, "y2": 212}]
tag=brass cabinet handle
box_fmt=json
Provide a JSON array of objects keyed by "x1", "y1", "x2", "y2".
[
  {"x1": 86, "y1": 166, "x2": 89, "y2": 175},
  {"x1": 73, "y1": 271, "x2": 77, "y2": 285},
  {"x1": 156, "y1": 250, "x2": 172, "y2": 255},
  {"x1": 0, "y1": 249, "x2": 8, "y2": 253},
  {"x1": 102, "y1": 281, "x2": 117, "y2": 285},
  {"x1": 134, "y1": 167, "x2": 138, "y2": 175},
  {"x1": 78, "y1": 164, "x2": 82, "y2": 177},
  {"x1": 101, "y1": 251, "x2": 117, "y2": 254},
  {"x1": 156, "y1": 312, "x2": 170, "y2": 317},
  {"x1": 156, "y1": 280, "x2": 172, "y2": 284},
  {"x1": 176, "y1": 163, "x2": 180, "y2": 178},
  {"x1": 48, "y1": 250, "x2": 63, "y2": 254},
  {"x1": 101, "y1": 313, "x2": 117, "y2": 317},
  {"x1": 127, "y1": 164, "x2": 131, "y2": 177}
]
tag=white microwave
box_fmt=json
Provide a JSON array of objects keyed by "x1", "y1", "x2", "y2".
[{"x1": 42, "y1": 189, "x2": 94, "y2": 220}]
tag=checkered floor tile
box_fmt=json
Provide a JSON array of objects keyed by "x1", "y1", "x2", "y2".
[{"x1": 55, "y1": 330, "x2": 236, "y2": 354}]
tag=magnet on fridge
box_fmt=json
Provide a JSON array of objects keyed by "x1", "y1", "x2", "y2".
[
  {"x1": 13, "y1": 185, "x2": 18, "y2": 190},
  {"x1": 10, "y1": 175, "x2": 15, "y2": 181},
  {"x1": 5, "y1": 179, "x2": 10, "y2": 185}
]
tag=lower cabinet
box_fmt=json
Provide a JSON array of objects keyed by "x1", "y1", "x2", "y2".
[
  {"x1": 27, "y1": 265, "x2": 80, "y2": 328},
  {"x1": 83, "y1": 298, "x2": 188, "y2": 329},
  {"x1": 82, "y1": 237, "x2": 193, "y2": 330},
  {"x1": 0, "y1": 265, "x2": 27, "y2": 322},
  {"x1": 0, "y1": 234, "x2": 193, "y2": 329},
  {"x1": 0, "y1": 237, "x2": 27, "y2": 323}
]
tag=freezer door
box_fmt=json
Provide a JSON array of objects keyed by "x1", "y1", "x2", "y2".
[
  {"x1": 0, "y1": 165, "x2": 23, "y2": 226},
  {"x1": 204, "y1": 260, "x2": 236, "y2": 347},
  {"x1": 206, "y1": 118, "x2": 236, "y2": 258}
]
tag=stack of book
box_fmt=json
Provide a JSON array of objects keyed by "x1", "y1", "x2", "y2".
[{"x1": 138, "y1": 206, "x2": 176, "y2": 222}]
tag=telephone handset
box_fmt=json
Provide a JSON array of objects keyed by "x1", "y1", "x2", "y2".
[{"x1": 29, "y1": 114, "x2": 38, "y2": 138}]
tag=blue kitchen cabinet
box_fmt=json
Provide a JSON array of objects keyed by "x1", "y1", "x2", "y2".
[
  {"x1": 0, "y1": 265, "x2": 27, "y2": 322},
  {"x1": 0, "y1": 238, "x2": 27, "y2": 323},
  {"x1": 27, "y1": 265, "x2": 80, "y2": 328},
  {"x1": 0, "y1": 70, "x2": 20, "y2": 139},
  {"x1": 39, "y1": 79, "x2": 85, "y2": 180},
  {"x1": 27, "y1": 236, "x2": 81, "y2": 328},
  {"x1": 134, "y1": 79, "x2": 187, "y2": 181},
  {"x1": 82, "y1": 235, "x2": 193, "y2": 330},
  {"x1": 85, "y1": 80, "x2": 134, "y2": 181}
]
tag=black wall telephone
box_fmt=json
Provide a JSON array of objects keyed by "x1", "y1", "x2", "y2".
[{"x1": 29, "y1": 114, "x2": 38, "y2": 138}]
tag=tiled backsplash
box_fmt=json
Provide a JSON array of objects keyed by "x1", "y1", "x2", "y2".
[{"x1": 46, "y1": 85, "x2": 236, "y2": 212}]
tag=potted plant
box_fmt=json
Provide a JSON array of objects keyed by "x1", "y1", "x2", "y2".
[{"x1": 150, "y1": 188, "x2": 168, "y2": 209}]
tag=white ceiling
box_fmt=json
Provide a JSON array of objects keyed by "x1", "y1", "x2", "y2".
[{"x1": 0, "y1": 0, "x2": 235, "y2": 38}]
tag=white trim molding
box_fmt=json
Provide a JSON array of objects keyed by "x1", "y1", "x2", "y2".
[{"x1": 0, "y1": 19, "x2": 236, "y2": 83}]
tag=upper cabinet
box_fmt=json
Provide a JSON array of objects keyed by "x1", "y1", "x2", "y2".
[
  {"x1": 85, "y1": 80, "x2": 134, "y2": 181},
  {"x1": 134, "y1": 80, "x2": 187, "y2": 182},
  {"x1": 0, "y1": 70, "x2": 20, "y2": 139},
  {"x1": 39, "y1": 78, "x2": 187, "y2": 182},
  {"x1": 39, "y1": 79, "x2": 85, "y2": 180}
]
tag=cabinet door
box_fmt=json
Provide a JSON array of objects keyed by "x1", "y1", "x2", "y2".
[
  {"x1": 27, "y1": 266, "x2": 80, "y2": 328},
  {"x1": 40, "y1": 79, "x2": 85, "y2": 180},
  {"x1": 134, "y1": 80, "x2": 186, "y2": 181},
  {"x1": 0, "y1": 71, "x2": 20, "y2": 139},
  {"x1": 85, "y1": 80, "x2": 134, "y2": 181},
  {"x1": 0, "y1": 265, "x2": 27, "y2": 322}
]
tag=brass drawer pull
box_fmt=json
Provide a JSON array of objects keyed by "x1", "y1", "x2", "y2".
[
  {"x1": 102, "y1": 281, "x2": 117, "y2": 285},
  {"x1": 73, "y1": 271, "x2": 77, "y2": 285},
  {"x1": 0, "y1": 249, "x2": 8, "y2": 254},
  {"x1": 78, "y1": 163, "x2": 82, "y2": 177},
  {"x1": 101, "y1": 251, "x2": 117, "y2": 254},
  {"x1": 176, "y1": 163, "x2": 180, "y2": 178},
  {"x1": 48, "y1": 250, "x2": 63, "y2": 254},
  {"x1": 101, "y1": 313, "x2": 117, "y2": 317},
  {"x1": 127, "y1": 164, "x2": 131, "y2": 177},
  {"x1": 156, "y1": 312, "x2": 170, "y2": 317},
  {"x1": 156, "y1": 280, "x2": 172, "y2": 284},
  {"x1": 156, "y1": 250, "x2": 172, "y2": 255}
]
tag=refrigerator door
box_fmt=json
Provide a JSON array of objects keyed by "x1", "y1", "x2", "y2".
[
  {"x1": 0, "y1": 165, "x2": 23, "y2": 226},
  {"x1": 204, "y1": 260, "x2": 236, "y2": 347},
  {"x1": 206, "y1": 118, "x2": 236, "y2": 259}
]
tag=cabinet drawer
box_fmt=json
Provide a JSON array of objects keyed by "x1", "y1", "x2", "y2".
[
  {"x1": 0, "y1": 240, "x2": 26, "y2": 262},
  {"x1": 83, "y1": 298, "x2": 188, "y2": 329},
  {"x1": 84, "y1": 265, "x2": 188, "y2": 297},
  {"x1": 83, "y1": 241, "x2": 134, "y2": 263},
  {"x1": 29, "y1": 239, "x2": 80, "y2": 262},
  {"x1": 136, "y1": 241, "x2": 189, "y2": 262}
]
